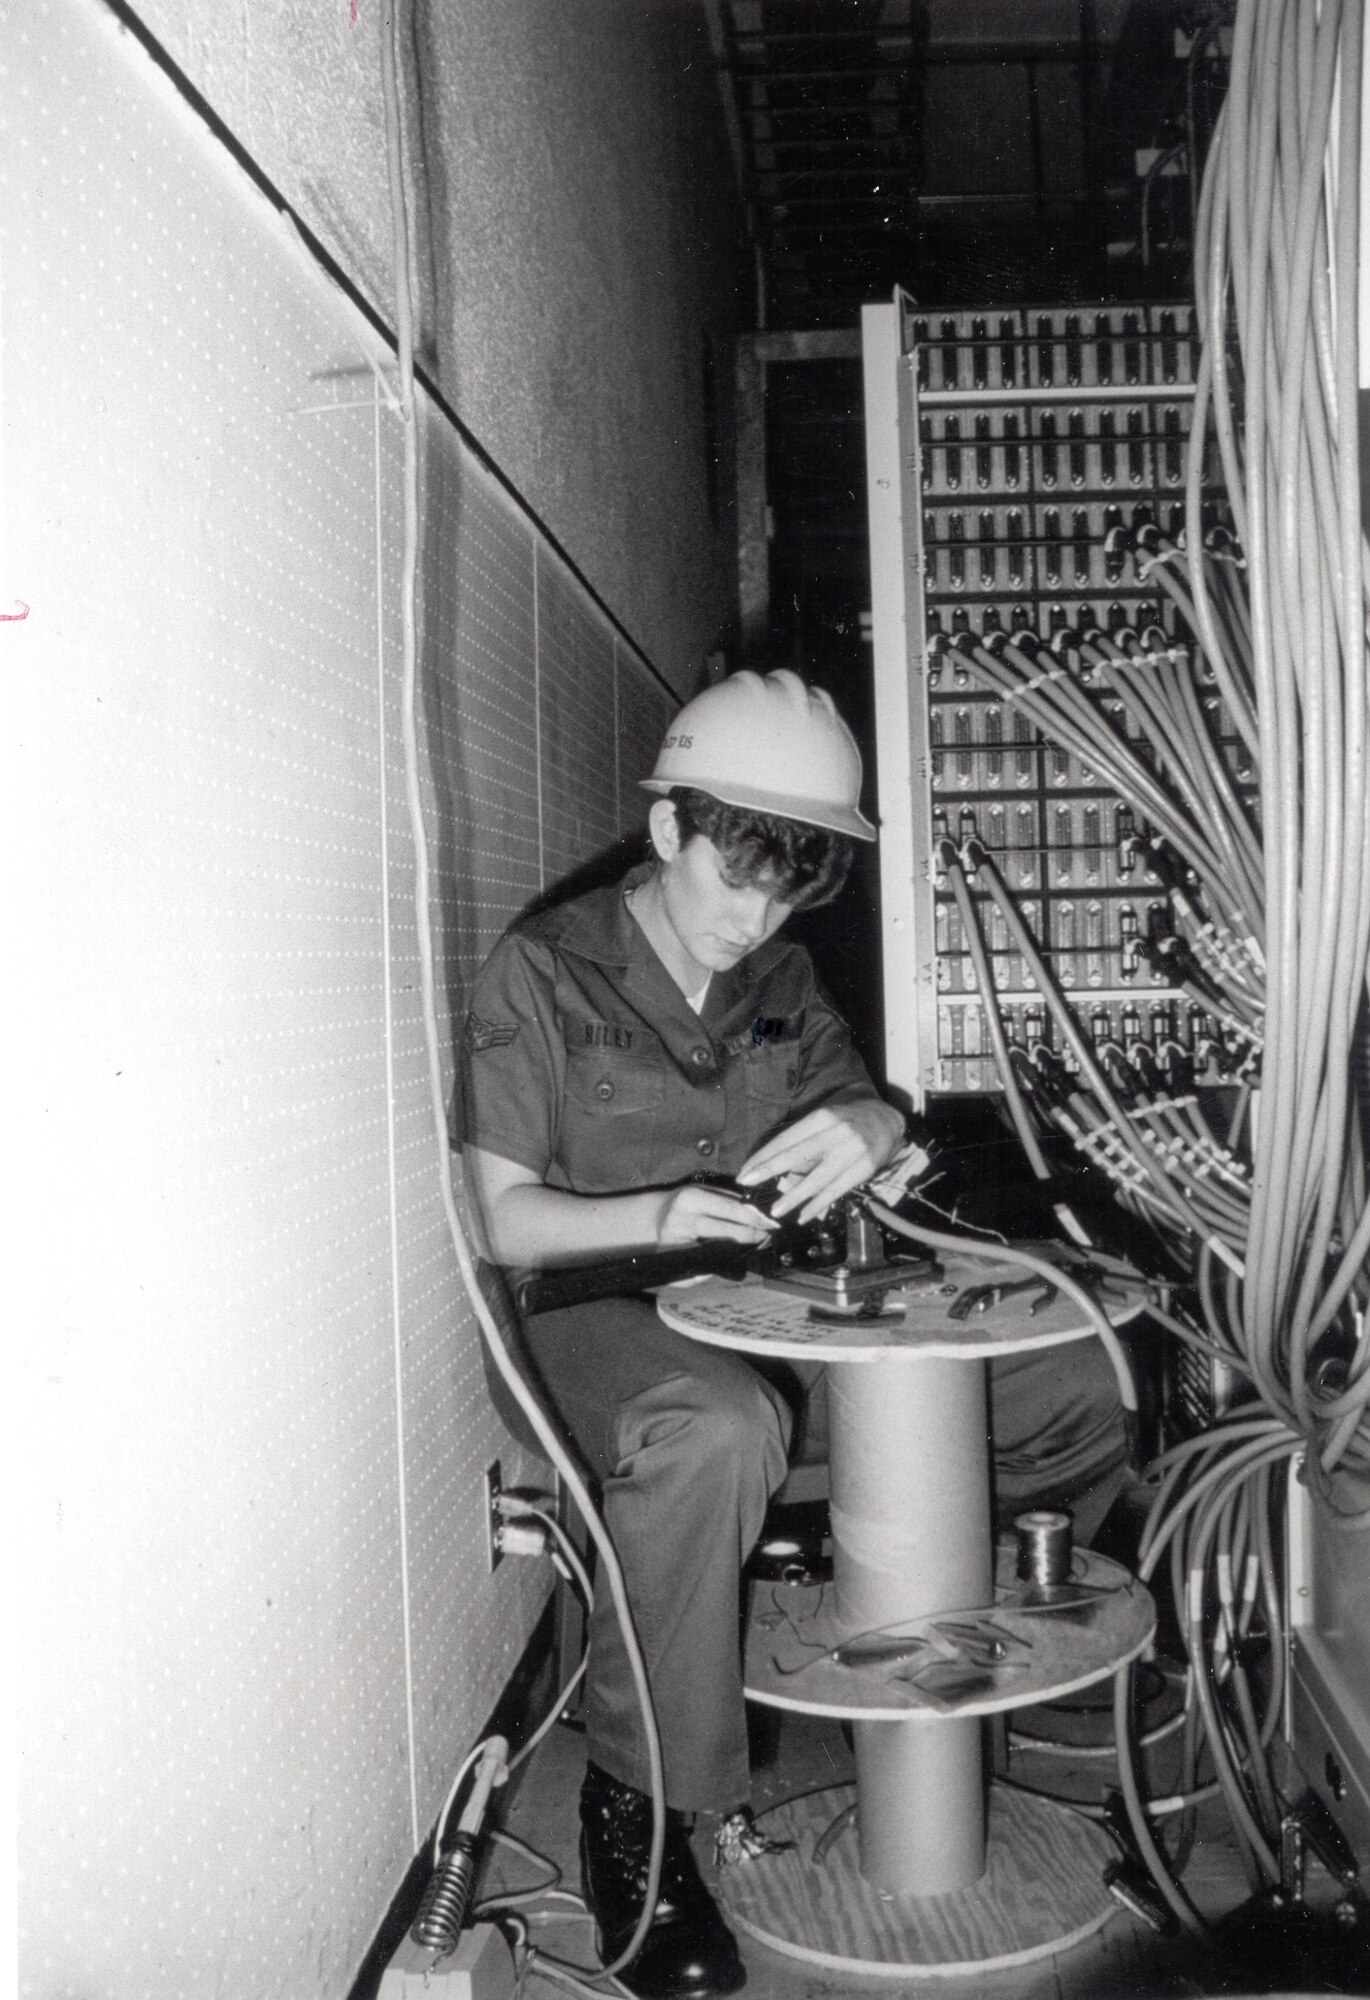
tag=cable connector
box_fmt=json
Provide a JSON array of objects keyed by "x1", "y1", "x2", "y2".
[
  {"x1": 492, "y1": 1489, "x2": 553, "y2": 1514},
  {"x1": 1104, "y1": 1857, "x2": 1177, "y2": 1933},
  {"x1": 492, "y1": 1490, "x2": 557, "y2": 1559},
  {"x1": 498, "y1": 1519, "x2": 550, "y2": 1558}
]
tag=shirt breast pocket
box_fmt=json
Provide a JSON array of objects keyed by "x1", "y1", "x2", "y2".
[
  {"x1": 741, "y1": 1045, "x2": 802, "y2": 1107},
  {"x1": 564, "y1": 1052, "x2": 667, "y2": 1118},
  {"x1": 561, "y1": 1052, "x2": 669, "y2": 1191}
]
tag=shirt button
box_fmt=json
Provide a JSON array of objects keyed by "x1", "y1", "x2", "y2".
[
  {"x1": 691, "y1": 1046, "x2": 711, "y2": 1067},
  {"x1": 696, "y1": 1138, "x2": 715, "y2": 1157},
  {"x1": 596, "y1": 1080, "x2": 615, "y2": 1101}
]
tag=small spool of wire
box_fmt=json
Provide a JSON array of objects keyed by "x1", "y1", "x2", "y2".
[{"x1": 1014, "y1": 1508, "x2": 1073, "y2": 1586}]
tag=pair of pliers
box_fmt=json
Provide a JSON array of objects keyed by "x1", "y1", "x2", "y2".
[{"x1": 948, "y1": 1273, "x2": 1058, "y2": 1320}]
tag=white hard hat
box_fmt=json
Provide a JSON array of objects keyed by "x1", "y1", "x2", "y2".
[{"x1": 640, "y1": 670, "x2": 876, "y2": 842}]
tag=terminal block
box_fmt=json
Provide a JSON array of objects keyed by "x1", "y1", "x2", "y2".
[{"x1": 865, "y1": 298, "x2": 1252, "y2": 1101}]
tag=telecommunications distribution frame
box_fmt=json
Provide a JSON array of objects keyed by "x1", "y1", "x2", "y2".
[{"x1": 861, "y1": 295, "x2": 1245, "y2": 1109}]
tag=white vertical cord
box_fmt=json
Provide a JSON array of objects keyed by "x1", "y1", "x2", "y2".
[
  {"x1": 533, "y1": 535, "x2": 545, "y2": 890},
  {"x1": 376, "y1": 7, "x2": 667, "y2": 1978},
  {"x1": 375, "y1": 387, "x2": 421, "y2": 1852}
]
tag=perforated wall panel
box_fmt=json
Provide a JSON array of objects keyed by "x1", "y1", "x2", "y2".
[
  {"x1": 383, "y1": 410, "x2": 549, "y2": 1820},
  {"x1": 412, "y1": 426, "x2": 542, "y2": 986},
  {"x1": 8, "y1": 4, "x2": 679, "y2": 1994},
  {"x1": 8, "y1": 14, "x2": 413, "y2": 1990},
  {"x1": 128, "y1": 0, "x2": 743, "y2": 690},
  {"x1": 538, "y1": 547, "x2": 622, "y2": 884}
]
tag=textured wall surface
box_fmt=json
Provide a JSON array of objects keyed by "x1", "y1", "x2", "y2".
[
  {"x1": 7, "y1": 2, "x2": 678, "y2": 1992},
  {"x1": 121, "y1": 0, "x2": 747, "y2": 692}
]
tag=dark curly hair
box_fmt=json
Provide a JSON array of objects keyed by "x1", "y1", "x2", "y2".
[{"x1": 664, "y1": 786, "x2": 855, "y2": 910}]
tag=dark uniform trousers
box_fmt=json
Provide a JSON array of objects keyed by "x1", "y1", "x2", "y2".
[{"x1": 522, "y1": 1294, "x2": 1126, "y2": 1815}]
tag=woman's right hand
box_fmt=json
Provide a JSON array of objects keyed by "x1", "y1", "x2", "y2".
[
  {"x1": 657, "y1": 1182, "x2": 780, "y2": 1247},
  {"x1": 464, "y1": 1147, "x2": 780, "y2": 1268}
]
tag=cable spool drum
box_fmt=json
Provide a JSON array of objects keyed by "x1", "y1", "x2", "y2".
[{"x1": 829, "y1": 1355, "x2": 994, "y2": 1892}]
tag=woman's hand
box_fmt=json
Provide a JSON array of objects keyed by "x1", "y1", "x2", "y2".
[
  {"x1": 736, "y1": 1099, "x2": 905, "y2": 1226},
  {"x1": 657, "y1": 1183, "x2": 780, "y2": 1247},
  {"x1": 465, "y1": 1147, "x2": 779, "y2": 1267}
]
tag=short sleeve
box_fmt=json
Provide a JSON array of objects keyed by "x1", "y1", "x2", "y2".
[{"x1": 451, "y1": 933, "x2": 563, "y2": 1177}]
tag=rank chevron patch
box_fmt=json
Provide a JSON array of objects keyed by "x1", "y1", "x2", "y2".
[{"x1": 465, "y1": 1011, "x2": 519, "y2": 1053}]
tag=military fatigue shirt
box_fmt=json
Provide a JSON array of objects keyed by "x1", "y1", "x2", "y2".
[{"x1": 454, "y1": 864, "x2": 881, "y2": 1195}]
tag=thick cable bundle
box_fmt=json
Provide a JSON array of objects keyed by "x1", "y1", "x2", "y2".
[
  {"x1": 925, "y1": 0, "x2": 1368, "y2": 1925},
  {"x1": 942, "y1": 0, "x2": 1368, "y2": 1529},
  {"x1": 1209, "y1": 0, "x2": 1369, "y2": 1517}
]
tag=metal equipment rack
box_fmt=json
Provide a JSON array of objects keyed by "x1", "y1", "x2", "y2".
[{"x1": 862, "y1": 293, "x2": 1247, "y2": 1108}]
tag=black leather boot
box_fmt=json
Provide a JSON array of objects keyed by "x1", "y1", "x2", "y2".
[{"x1": 579, "y1": 1762, "x2": 746, "y2": 1999}]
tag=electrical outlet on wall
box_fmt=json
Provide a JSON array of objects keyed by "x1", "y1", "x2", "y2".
[{"x1": 484, "y1": 1461, "x2": 502, "y2": 1571}]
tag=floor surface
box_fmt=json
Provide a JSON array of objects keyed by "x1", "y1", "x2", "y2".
[{"x1": 482, "y1": 1663, "x2": 1367, "y2": 2000}]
